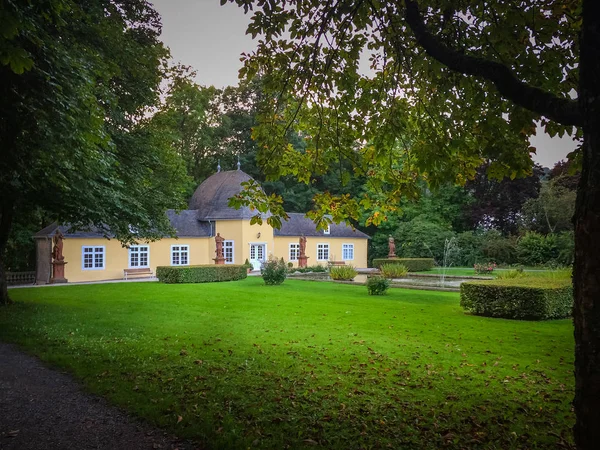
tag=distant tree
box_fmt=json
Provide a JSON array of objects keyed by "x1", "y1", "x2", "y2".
[
  {"x1": 148, "y1": 65, "x2": 224, "y2": 188},
  {"x1": 521, "y1": 179, "x2": 576, "y2": 234},
  {"x1": 465, "y1": 164, "x2": 543, "y2": 235},
  {"x1": 550, "y1": 160, "x2": 581, "y2": 191},
  {"x1": 0, "y1": 0, "x2": 189, "y2": 304}
]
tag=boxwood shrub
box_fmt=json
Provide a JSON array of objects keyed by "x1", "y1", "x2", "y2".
[
  {"x1": 366, "y1": 276, "x2": 390, "y2": 295},
  {"x1": 460, "y1": 277, "x2": 572, "y2": 320},
  {"x1": 156, "y1": 265, "x2": 248, "y2": 284},
  {"x1": 372, "y1": 258, "x2": 434, "y2": 272}
]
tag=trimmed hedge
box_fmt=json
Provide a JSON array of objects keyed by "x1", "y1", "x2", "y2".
[
  {"x1": 460, "y1": 277, "x2": 572, "y2": 320},
  {"x1": 156, "y1": 265, "x2": 248, "y2": 284},
  {"x1": 372, "y1": 258, "x2": 434, "y2": 272}
]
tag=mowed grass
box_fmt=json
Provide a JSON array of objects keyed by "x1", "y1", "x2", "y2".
[{"x1": 1, "y1": 278, "x2": 574, "y2": 449}]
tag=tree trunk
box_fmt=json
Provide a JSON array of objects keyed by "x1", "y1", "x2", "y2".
[
  {"x1": 573, "y1": 1, "x2": 600, "y2": 448},
  {"x1": 0, "y1": 199, "x2": 15, "y2": 305}
]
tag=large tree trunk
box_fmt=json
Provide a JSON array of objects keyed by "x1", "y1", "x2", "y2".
[
  {"x1": 0, "y1": 199, "x2": 15, "y2": 305},
  {"x1": 573, "y1": 1, "x2": 600, "y2": 447}
]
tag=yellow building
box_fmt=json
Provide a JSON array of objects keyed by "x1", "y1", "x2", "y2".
[{"x1": 34, "y1": 169, "x2": 369, "y2": 283}]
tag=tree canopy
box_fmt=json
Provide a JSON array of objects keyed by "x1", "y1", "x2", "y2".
[
  {"x1": 0, "y1": 0, "x2": 189, "y2": 303},
  {"x1": 225, "y1": 0, "x2": 581, "y2": 229}
]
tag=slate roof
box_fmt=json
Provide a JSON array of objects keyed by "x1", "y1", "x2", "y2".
[
  {"x1": 34, "y1": 223, "x2": 108, "y2": 239},
  {"x1": 189, "y1": 170, "x2": 268, "y2": 220},
  {"x1": 275, "y1": 213, "x2": 369, "y2": 239},
  {"x1": 34, "y1": 210, "x2": 212, "y2": 239},
  {"x1": 165, "y1": 210, "x2": 211, "y2": 237},
  {"x1": 35, "y1": 171, "x2": 369, "y2": 241}
]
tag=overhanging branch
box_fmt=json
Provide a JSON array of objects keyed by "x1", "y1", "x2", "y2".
[{"x1": 403, "y1": 0, "x2": 582, "y2": 127}]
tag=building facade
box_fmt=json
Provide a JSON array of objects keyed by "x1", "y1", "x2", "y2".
[{"x1": 34, "y1": 170, "x2": 369, "y2": 283}]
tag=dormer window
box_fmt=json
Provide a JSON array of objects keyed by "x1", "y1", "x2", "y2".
[{"x1": 324, "y1": 224, "x2": 330, "y2": 235}]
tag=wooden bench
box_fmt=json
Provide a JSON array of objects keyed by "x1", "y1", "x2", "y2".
[
  {"x1": 328, "y1": 261, "x2": 346, "y2": 267},
  {"x1": 123, "y1": 268, "x2": 154, "y2": 280}
]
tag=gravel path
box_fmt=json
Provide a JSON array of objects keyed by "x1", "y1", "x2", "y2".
[{"x1": 0, "y1": 343, "x2": 200, "y2": 450}]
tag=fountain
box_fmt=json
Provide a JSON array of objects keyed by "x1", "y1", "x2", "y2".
[{"x1": 440, "y1": 237, "x2": 459, "y2": 286}]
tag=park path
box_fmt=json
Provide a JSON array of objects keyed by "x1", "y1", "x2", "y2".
[{"x1": 0, "y1": 342, "x2": 199, "y2": 450}]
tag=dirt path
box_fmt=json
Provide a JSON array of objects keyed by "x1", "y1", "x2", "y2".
[{"x1": 0, "y1": 343, "x2": 199, "y2": 450}]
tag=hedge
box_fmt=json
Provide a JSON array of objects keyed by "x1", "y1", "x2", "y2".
[
  {"x1": 372, "y1": 258, "x2": 434, "y2": 272},
  {"x1": 156, "y1": 265, "x2": 248, "y2": 284},
  {"x1": 460, "y1": 277, "x2": 572, "y2": 320}
]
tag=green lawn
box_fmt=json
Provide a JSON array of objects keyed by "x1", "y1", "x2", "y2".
[{"x1": 1, "y1": 278, "x2": 574, "y2": 449}]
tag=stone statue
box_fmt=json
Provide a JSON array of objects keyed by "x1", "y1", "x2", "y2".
[
  {"x1": 50, "y1": 229, "x2": 67, "y2": 283},
  {"x1": 299, "y1": 235, "x2": 307, "y2": 257},
  {"x1": 215, "y1": 233, "x2": 225, "y2": 259},
  {"x1": 52, "y1": 230, "x2": 65, "y2": 262},
  {"x1": 388, "y1": 235, "x2": 396, "y2": 258}
]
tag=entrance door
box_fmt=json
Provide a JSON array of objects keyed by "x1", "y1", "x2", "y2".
[{"x1": 249, "y1": 244, "x2": 265, "y2": 271}]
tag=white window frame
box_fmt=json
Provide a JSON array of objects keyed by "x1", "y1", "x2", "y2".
[
  {"x1": 317, "y1": 243, "x2": 330, "y2": 261},
  {"x1": 289, "y1": 243, "x2": 300, "y2": 261},
  {"x1": 82, "y1": 246, "x2": 105, "y2": 270},
  {"x1": 342, "y1": 243, "x2": 354, "y2": 261},
  {"x1": 170, "y1": 244, "x2": 189, "y2": 266},
  {"x1": 324, "y1": 224, "x2": 331, "y2": 235},
  {"x1": 129, "y1": 245, "x2": 150, "y2": 268},
  {"x1": 224, "y1": 240, "x2": 234, "y2": 264}
]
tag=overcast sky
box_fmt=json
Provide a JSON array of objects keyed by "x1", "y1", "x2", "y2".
[{"x1": 151, "y1": 0, "x2": 577, "y2": 169}]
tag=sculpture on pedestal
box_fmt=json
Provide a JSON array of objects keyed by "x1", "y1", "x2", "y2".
[
  {"x1": 388, "y1": 235, "x2": 397, "y2": 258},
  {"x1": 298, "y1": 235, "x2": 309, "y2": 268},
  {"x1": 50, "y1": 230, "x2": 68, "y2": 283},
  {"x1": 214, "y1": 233, "x2": 226, "y2": 264}
]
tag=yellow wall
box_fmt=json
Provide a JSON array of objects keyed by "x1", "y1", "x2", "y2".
[
  {"x1": 62, "y1": 237, "x2": 211, "y2": 282},
  {"x1": 60, "y1": 223, "x2": 368, "y2": 283},
  {"x1": 273, "y1": 237, "x2": 368, "y2": 268},
  {"x1": 215, "y1": 220, "x2": 275, "y2": 264}
]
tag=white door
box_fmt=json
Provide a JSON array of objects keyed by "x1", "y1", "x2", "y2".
[{"x1": 249, "y1": 244, "x2": 265, "y2": 270}]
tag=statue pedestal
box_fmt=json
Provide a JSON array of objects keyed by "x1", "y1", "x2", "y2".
[
  {"x1": 50, "y1": 261, "x2": 68, "y2": 284},
  {"x1": 387, "y1": 254, "x2": 397, "y2": 259},
  {"x1": 213, "y1": 257, "x2": 225, "y2": 265},
  {"x1": 298, "y1": 255, "x2": 309, "y2": 268}
]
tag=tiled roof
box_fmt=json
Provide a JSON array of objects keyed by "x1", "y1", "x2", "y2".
[
  {"x1": 35, "y1": 172, "x2": 369, "y2": 241},
  {"x1": 35, "y1": 210, "x2": 212, "y2": 239},
  {"x1": 274, "y1": 213, "x2": 369, "y2": 239},
  {"x1": 165, "y1": 210, "x2": 211, "y2": 237},
  {"x1": 188, "y1": 170, "x2": 269, "y2": 220},
  {"x1": 34, "y1": 223, "x2": 107, "y2": 238}
]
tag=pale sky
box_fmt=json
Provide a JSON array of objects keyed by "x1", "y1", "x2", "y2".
[{"x1": 151, "y1": 0, "x2": 577, "y2": 169}]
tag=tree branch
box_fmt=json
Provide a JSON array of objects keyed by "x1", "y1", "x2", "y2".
[{"x1": 403, "y1": 0, "x2": 583, "y2": 127}]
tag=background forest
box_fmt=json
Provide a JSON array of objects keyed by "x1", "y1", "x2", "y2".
[{"x1": 6, "y1": 70, "x2": 577, "y2": 271}]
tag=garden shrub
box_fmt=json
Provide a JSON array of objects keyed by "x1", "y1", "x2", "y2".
[
  {"x1": 473, "y1": 262, "x2": 497, "y2": 275},
  {"x1": 460, "y1": 277, "x2": 572, "y2": 320},
  {"x1": 555, "y1": 231, "x2": 574, "y2": 265},
  {"x1": 496, "y1": 269, "x2": 527, "y2": 279},
  {"x1": 366, "y1": 276, "x2": 390, "y2": 295},
  {"x1": 156, "y1": 265, "x2": 247, "y2": 284},
  {"x1": 380, "y1": 263, "x2": 408, "y2": 278},
  {"x1": 329, "y1": 265, "x2": 358, "y2": 281},
  {"x1": 261, "y1": 257, "x2": 287, "y2": 285},
  {"x1": 517, "y1": 232, "x2": 559, "y2": 266},
  {"x1": 290, "y1": 264, "x2": 328, "y2": 273},
  {"x1": 393, "y1": 216, "x2": 456, "y2": 263},
  {"x1": 372, "y1": 258, "x2": 434, "y2": 271},
  {"x1": 481, "y1": 231, "x2": 518, "y2": 265},
  {"x1": 455, "y1": 231, "x2": 484, "y2": 266}
]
